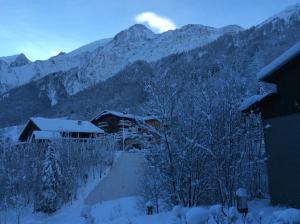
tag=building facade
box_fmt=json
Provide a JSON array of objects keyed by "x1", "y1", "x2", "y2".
[
  {"x1": 91, "y1": 110, "x2": 160, "y2": 150},
  {"x1": 19, "y1": 117, "x2": 103, "y2": 142},
  {"x1": 240, "y1": 42, "x2": 300, "y2": 208}
]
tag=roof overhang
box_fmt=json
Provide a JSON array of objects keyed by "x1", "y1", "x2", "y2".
[
  {"x1": 91, "y1": 110, "x2": 159, "y2": 123},
  {"x1": 257, "y1": 42, "x2": 300, "y2": 83},
  {"x1": 239, "y1": 92, "x2": 277, "y2": 113}
]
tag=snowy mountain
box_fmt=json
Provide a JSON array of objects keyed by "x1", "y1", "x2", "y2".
[
  {"x1": 0, "y1": 23, "x2": 242, "y2": 95},
  {"x1": 67, "y1": 38, "x2": 112, "y2": 57},
  {"x1": 0, "y1": 53, "x2": 31, "y2": 67},
  {"x1": 259, "y1": 3, "x2": 300, "y2": 27},
  {"x1": 1, "y1": 4, "x2": 300, "y2": 128}
]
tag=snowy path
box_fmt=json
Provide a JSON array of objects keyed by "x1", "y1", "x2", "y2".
[{"x1": 85, "y1": 151, "x2": 146, "y2": 205}]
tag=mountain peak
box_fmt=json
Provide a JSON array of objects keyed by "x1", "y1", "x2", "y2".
[
  {"x1": 10, "y1": 53, "x2": 30, "y2": 67},
  {"x1": 220, "y1": 25, "x2": 244, "y2": 33},
  {"x1": 128, "y1": 24, "x2": 153, "y2": 32},
  {"x1": 113, "y1": 24, "x2": 156, "y2": 43},
  {"x1": 0, "y1": 53, "x2": 30, "y2": 67}
]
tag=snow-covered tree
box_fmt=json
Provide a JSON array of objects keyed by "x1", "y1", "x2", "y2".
[
  {"x1": 37, "y1": 142, "x2": 62, "y2": 213},
  {"x1": 142, "y1": 69, "x2": 267, "y2": 208},
  {"x1": 0, "y1": 135, "x2": 116, "y2": 215}
]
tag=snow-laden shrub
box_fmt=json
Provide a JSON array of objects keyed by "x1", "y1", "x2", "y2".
[
  {"x1": 81, "y1": 206, "x2": 92, "y2": 219},
  {"x1": 171, "y1": 205, "x2": 187, "y2": 223},
  {"x1": 172, "y1": 205, "x2": 185, "y2": 219},
  {"x1": 208, "y1": 204, "x2": 226, "y2": 223},
  {"x1": 227, "y1": 206, "x2": 239, "y2": 223},
  {"x1": 245, "y1": 212, "x2": 256, "y2": 223},
  {"x1": 273, "y1": 208, "x2": 300, "y2": 224},
  {"x1": 81, "y1": 206, "x2": 95, "y2": 224},
  {"x1": 186, "y1": 207, "x2": 209, "y2": 224}
]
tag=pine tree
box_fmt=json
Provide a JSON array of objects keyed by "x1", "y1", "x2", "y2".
[{"x1": 38, "y1": 142, "x2": 62, "y2": 214}]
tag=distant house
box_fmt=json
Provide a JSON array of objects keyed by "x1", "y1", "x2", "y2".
[
  {"x1": 91, "y1": 110, "x2": 160, "y2": 149},
  {"x1": 19, "y1": 117, "x2": 104, "y2": 142},
  {"x1": 240, "y1": 42, "x2": 300, "y2": 208}
]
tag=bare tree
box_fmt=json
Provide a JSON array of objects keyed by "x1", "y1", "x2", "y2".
[{"x1": 140, "y1": 71, "x2": 267, "y2": 209}]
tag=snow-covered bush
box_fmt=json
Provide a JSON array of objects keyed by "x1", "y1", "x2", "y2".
[
  {"x1": 172, "y1": 205, "x2": 186, "y2": 222},
  {"x1": 208, "y1": 204, "x2": 226, "y2": 223},
  {"x1": 109, "y1": 204, "x2": 123, "y2": 221},
  {"x1": 81, "y1": 206, "x2": 95, "y2": 224},
  {"x1": 272, "y1": 208, "x2": 300, "y2": 224},
  {"x1": 227, "y1": 206, "x2": 239, "y2": 223},
  {"x1": 186, "y1": 207, "x2": 209, "y2": 224},
  {"x1": 139, "y1": 165, "x2": 163, "y2": 213}
]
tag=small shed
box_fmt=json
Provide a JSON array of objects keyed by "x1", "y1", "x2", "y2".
[
  {"x1": 19, "y1": 117, "x2": 104, "y2": 142},
  {"x1": 240, "y1": 42, "x2": 300, "y2": 208}
]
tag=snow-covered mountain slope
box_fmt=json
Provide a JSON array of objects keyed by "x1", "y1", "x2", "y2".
[
  {"x1": 0, "y1": 53, "x2": 30, "y2": 67},
  {"x1": 0, "y1": 52, "x2": 81, "y2": 94},
  {"x1": 0, "y1": 54, "x2": 24, "y2": 65},
  {"x1": 0, "y1": 23, "x2": 242, "y2": 95},
  {"x1": 258, "y1": 3, "x2": 300, "y2": 27},
  {"x1": 67, "y1": 38, "x2": 112, "y2": 57},
  {"x1": 52, "y1": 24, "x2": 244, "y2": 95},
  {"x1": 0, "y1": 38, "x2": 112, "y2": 94},
  {"x1": 1, "y1": 4, "x2": 300, "y2": 128}
]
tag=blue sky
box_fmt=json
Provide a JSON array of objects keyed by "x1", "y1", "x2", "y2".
[{"x1": 0, "y1": 0, "x2": 299, "y2": 61}]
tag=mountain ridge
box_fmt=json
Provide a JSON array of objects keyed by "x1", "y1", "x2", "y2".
[
  {"x1": 1, "y1": 4, "x2": 300, "y2": 128},
  {"x1": 258, "y1": 3, "x2": 300, "y2": 27},
  {"x1": 0, "y1": 23, "x2": 242, "y2": 95}
]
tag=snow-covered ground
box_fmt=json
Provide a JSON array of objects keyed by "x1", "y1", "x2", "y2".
[
  {"x1": 6, "y1": 197, "x2": 299, "y2": 224},
  {"x1": 85, "y1": 151, "x2": 145, "y2": 205},
  {"x1": 1, "y1": 151, "x2": 122, "y2": 224},
  {"x1": 2, "y1": 151, "x2": 299, "y2": 224}
]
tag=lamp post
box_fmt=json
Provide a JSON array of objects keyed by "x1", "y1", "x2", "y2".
[
  {"x1": 122, "y1": 117, "x2": 125, "y2": 151},
  {"x1": 236, "y1": 188, "x2": 248, "y2": 216}
]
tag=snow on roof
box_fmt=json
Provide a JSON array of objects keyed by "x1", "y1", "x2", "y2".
[
  {"x1": 31, "y1": 117, "x2": 104, "y2": 133},
  {"x1": 32, "y1": 130, "x2": 61, "y2": 140},
  {"x1": 92, "y1": 110, "x2": 158, "y2": 122},
  {"x1": 239, "y1": 92, "x2": 276, "y2": 112},
  {"x1": 257, "y1": 42, "x2": 300, "y2": 81}
]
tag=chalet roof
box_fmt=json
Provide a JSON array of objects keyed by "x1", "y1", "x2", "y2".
[
  {"x1": 92, "y1": 110, "x2": 158, "y2": 122},
  {"x1": 258, "y1": 41, "x2": 300, "y2": 82},
  {"x1": 30, "y1": 117, "x2": 104, "y2": 133},
  {"x1": 32, "y1": 130, "x2": 61, "y2": 140},
  {"x1": 239, "y1": 91, "x2": 276, "y2": 112}
]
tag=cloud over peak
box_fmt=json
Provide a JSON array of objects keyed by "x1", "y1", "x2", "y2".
[{"x1": 135, "y1": 12, "x2": 176, "y2": 33}]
